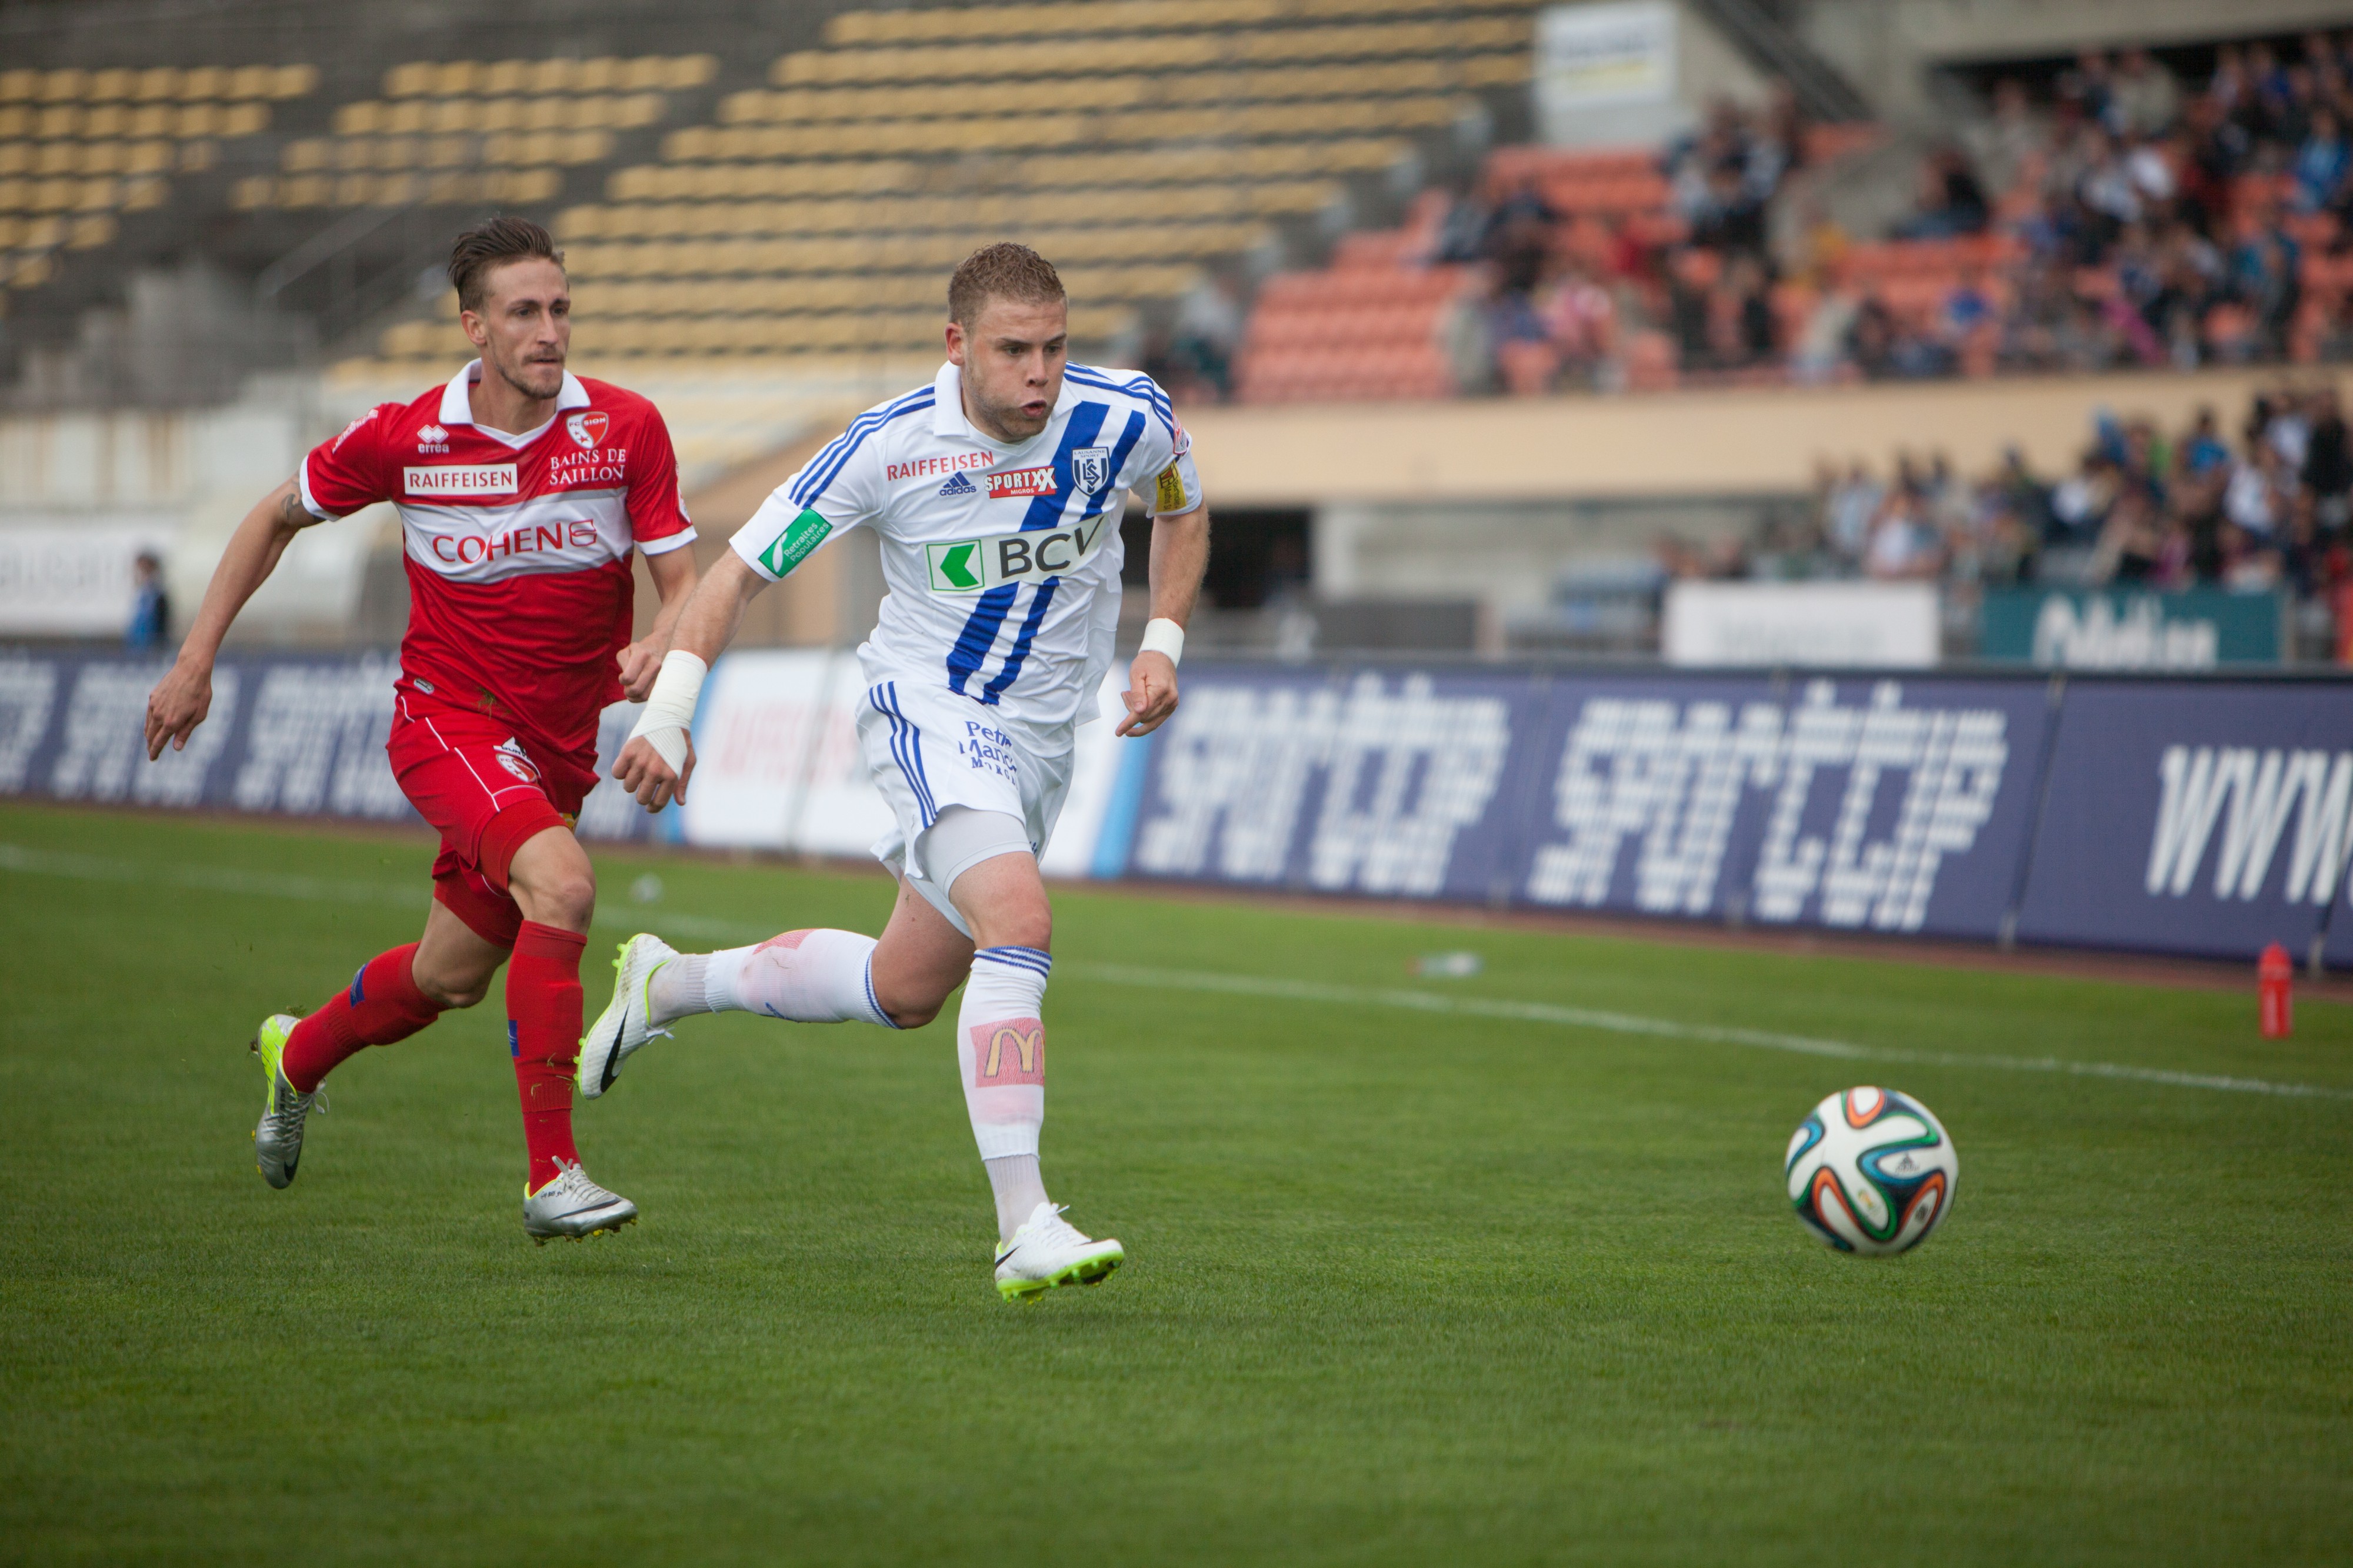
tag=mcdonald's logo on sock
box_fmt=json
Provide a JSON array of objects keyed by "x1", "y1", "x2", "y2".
[{"x1": 971, "y1": 1019, "x2": 1045, "y2": 1087}]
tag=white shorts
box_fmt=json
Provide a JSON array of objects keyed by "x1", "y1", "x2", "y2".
[{"x1": 858, "y1": 675, "x2": 1072, "y2": 937}]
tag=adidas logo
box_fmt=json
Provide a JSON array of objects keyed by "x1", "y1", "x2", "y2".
[{"x1": 938, "y1": 471, "x2": 977, "y2": 497}]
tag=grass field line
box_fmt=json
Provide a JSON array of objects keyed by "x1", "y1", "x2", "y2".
[
  {"x1": 1077, "y1": 963, "x2": 2353, "y2": 1102},
  {"x1": 7, "y1": 840, "x2": 2347, "y2": 1103}
]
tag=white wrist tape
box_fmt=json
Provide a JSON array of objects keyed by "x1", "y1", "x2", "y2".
[
  {"x1": 1139, "y1": 617, "x2": 1185, "y2": 667},
  {"x1": 628, "y1": 650, "x2": 706, "y2": 772}
]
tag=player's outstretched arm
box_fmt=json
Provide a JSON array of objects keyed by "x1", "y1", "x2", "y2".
[
  {"x1": 144, "y1": 479, "x2": 319, "y2": 759},
  {"x1": 1118, "y1": 502, "x2": 1209, "y2": 738},
  {"x1": 612, "y1": 551, "x2": 771, "y2": 809},
  {"x1": 616, "y1": 544, "x2": 701, "y2": 702}
]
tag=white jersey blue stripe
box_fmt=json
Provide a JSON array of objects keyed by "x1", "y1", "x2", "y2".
[{"x1": 732, "y1": 360, "x2": 1204, "y2": 749}]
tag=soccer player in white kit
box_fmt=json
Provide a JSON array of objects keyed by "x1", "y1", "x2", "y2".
[{"x1": 582, "y1": 244, "x2": 1210, "y2": 1300}]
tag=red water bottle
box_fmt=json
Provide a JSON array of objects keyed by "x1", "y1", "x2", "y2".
[{"x1": 2259, "y1": 943, "x2": 2294, "y2": 1039}]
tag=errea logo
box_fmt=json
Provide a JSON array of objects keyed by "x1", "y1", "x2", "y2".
[{"x1": 418, "y1": 424, "x2": 448, "y2": 452}]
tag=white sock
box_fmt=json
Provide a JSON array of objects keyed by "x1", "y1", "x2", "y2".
[
  {"x1": 984, "y1": 1155, "x2": 1049, "y2": 1243},
  {"x1": 648, "y1": 930, "x2": 894, "y2": 1027},
  {"x1": 958, "y1": 946, "x2": 1051, "y2": 1237}
]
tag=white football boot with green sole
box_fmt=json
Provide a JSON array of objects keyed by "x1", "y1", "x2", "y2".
[
  {"x1": 994, "y1": 1202, "x2": 1124, "y2": 1302},
  {"x1": 578, "y1": 933, "x2": 678, "y2": 1100}
]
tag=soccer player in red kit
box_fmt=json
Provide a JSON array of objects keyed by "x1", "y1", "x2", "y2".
[{"x1": 143, "y1": 218, "x2": 699, "y2": 1242}]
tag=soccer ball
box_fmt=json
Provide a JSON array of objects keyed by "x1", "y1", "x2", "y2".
[{"x1": 1784, "y1": 1086, "x2": 1958, "y2": 1256}]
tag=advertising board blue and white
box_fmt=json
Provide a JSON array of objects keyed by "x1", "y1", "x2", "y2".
[
  {"x1": 1114, "y1": 670, "x2": 2051, "y2": 941},
  {"x1": 2, "y1": 646, "x2": 2348, "y2": 966},
  {"x1": 0, "y1": 648, "x2": 658, "y2": 841},
  {"x1": 2015, "y1": 680, "x2": 2353, "y2": 961}
]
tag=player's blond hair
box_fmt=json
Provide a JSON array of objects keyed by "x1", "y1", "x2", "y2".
[{"x1": 948, "y1": 242, "x2": 1065, "y2": 329}]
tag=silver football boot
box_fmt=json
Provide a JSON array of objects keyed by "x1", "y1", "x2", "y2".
[
  {"x1": 522, "y1": 1158, "x2": 638, "y2": 1243},
  {"x1": 578, "y1": 933, "x2": 678, "y2": 1100},
  {"x1": 251, "y1": 1013, "x2": 324, "y2": 1189}
]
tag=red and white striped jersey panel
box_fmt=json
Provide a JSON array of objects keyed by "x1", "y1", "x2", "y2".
[
  {"x1": 298, "y1": 362, "x2": 695, "y2": 768},
  {"x1": 394, "y1": 492, "x2": 635, "y2": 585}
]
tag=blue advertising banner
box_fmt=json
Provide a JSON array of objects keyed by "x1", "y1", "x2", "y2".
[
  {"x1": 2017, "y1": 680, "x2": 2353, "y2": 961},
  {"x1": 1124, "y1": 668, "x2": 2057, "y2": 942},
  {"x1": 1122, "y1": 666, "x2": 1550, "y2": 904},
  {"x1": 1516, "y1": 676, "x2": 2052, "y2": 939},
  {"x1": 8, "y1": 646, "x2": 2349, "y2": 966},
  {"x1": 0, "y1": 648, "x2": 655, "y2": 841}
]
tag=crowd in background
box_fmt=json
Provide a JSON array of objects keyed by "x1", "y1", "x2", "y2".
[
  {"x1": 1387, "y1": 30, "x2": 2353, "y2": 395},
  {"x1": 1652, "y1": 386, "x2": 2353, "y2": 636}
]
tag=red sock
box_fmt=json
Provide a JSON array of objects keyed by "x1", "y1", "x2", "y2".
[
  {"x1": 508, "y1": 921, "x2": 586, "y2": 1193},
  {"x1": 282, "y1": 943, "x2": 444, "y2": 1093}
]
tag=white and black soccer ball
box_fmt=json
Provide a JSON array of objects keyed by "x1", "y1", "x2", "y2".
[{"x1": 1784, "y1": 1086, "x2": 1958, "y2": 1256}]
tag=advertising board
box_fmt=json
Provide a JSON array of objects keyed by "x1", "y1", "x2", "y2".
[
  {"x1": 4, "y1": 646, "x2": 2348, "y2": 966},
  {"x1": 0, "y1": 648, "x2": 655, "y2": 840},
  {"x1": 2015, "y1": 680, "x2": 2353, "y2": 960},
  {"x1": 1661, "y1": 581, "x2": 1941, "y2": 668},
  {"x1": 1979, "y1": 586, "x2": 2283, "y2": 668}
]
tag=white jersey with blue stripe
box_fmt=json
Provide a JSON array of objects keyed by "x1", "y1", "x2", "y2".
[{"x1": 732, "y1": 360, "x2": 1205, "y2": 748}]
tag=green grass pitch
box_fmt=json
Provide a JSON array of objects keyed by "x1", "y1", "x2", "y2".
[{"x1": 2, "y1": 800, "x2": 2349, "y2": 1566}]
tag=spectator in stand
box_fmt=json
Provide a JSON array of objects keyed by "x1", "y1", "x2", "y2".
[
  {"x1": 125, "y1": 550, "x2": 169, "y2": 650},
  {"x1": 1169, "y1": 274, "x2": 1242, "y2": 403},
  {"x1": 2181, "y1": 406, "x2": 2232, "y2": 476},
  {"x1": 2293, "y1": 106, "x2": 2351, "y2": 211},
  {"x1": 1822, "y1": 460, "x2": 1883, "y2": 565},
  {"x1": 2225, "y1": 206, "x2": 2301, "y2": 358},
  {"x1": 2304, "y1": 388, "x2": 2351, "y2": 525},
  {"x1": 1966, "y1": 78, "x2": 2047, "y2": 196},
  {"x1": 1895, "y1": 144, "x2": 1990, "y2": 239},
  {"x1": 1864, "y1": 482, "x2": 1947, "y2": 580},
  {"x1": 2114, "y1": 48, "x2": 2184, "y2": 138}
]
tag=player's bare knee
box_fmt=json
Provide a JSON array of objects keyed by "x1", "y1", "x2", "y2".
[
  {"x1": 412, "y1": 958, "x2": 492, "y2": 1010},
  {"x1": 887, "y1": 999, "x2": 942, "y2": 1030},
  {"x1": 512, "y1": 866, "x2": 596, "y2": 932},
  {"x1": 419, "y1": 973, "x2": 489, "y2": 1010}
]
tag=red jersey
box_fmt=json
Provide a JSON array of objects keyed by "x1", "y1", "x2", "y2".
[{"x1": 301, "y1": 362, "x2": 695, "y2": 782}]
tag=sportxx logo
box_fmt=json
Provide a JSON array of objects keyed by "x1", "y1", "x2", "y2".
[
  {"x1": 971, "y1": 1018, "x2": 1044, "y2": 1086},
  {"x1": 565, "y1": 411, "x2": 608, "y2": 450},
  {"x1": 985, "y1": 465, "x2": 1056, "y2": 500},
  {"x1": 925, "y1": 512, "x2": 1112, "y2": 594},
  {"x1": 403, "y1": 464, "x2": 517, "y2": 497}
]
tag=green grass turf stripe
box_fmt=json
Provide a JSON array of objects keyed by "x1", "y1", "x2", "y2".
[
  {"x1": 6, "y1": 839, "x2": 2342, "y2": 1103},
  {"x1": 1074, "y1": 963, "x2": 2353, "y2": 1102}
]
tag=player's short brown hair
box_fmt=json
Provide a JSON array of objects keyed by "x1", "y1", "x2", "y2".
[
  {"x1": 948, "y1": 242, "x2": 1065, "y2": 329},
  {"x1": 448, "y1": 216, "x2": 564, "y2": 313}
]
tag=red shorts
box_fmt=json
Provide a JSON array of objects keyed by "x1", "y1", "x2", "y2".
[{"x1": 388, "y1": 690, "x2": 592, "y2": 949}]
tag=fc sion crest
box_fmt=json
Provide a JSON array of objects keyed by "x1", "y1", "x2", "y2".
[{"x1": 566, "y1": 411, "x2": 609, "y2": 450}]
